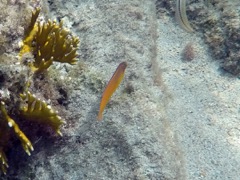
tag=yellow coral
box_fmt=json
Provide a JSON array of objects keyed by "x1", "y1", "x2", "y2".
[
  {"x1": 0, "y1": 101, "x2": 33, "y2": 156},
  {"x1": 0, "y1": 148, "x2": 8, "y2": 175},
  {"x1": 1, "y1": 7, "x2": 77, "y2": 175},
  {"x1": 32, "y1": 20, "x2": 79, "y2": 72},
  {"x1": 19, "y1": 8, "x2": 80, "y2": 73},
  {"x1": 19, "y1": 8, "x2": 40, "y2": 57},
  {"x1": 0, "y1": 101, "x2": 34, "y2": 174},
  {"x1": 0, "y1": 111, "x2": 10, "y2": 175},
  {"x1": 20, "y1": 91, "x2": 64, "y2": 136}
]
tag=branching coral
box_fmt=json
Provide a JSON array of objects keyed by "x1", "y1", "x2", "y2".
[
  {"x1": 0, "y1": 101, "x2": 34, "y2": 174},
  {"x1": 19, "y1": 8, "x2": 40, "y2": 57},
  {"x1": 20, "y1": 91, "x2": 64, "y2": 136},
  {"x1": 0, "y1": 111, "x2": 10, "y2": 175},
  {"x1": 20, "y1": 8, "x2": 79, "y2": 73},
  {"x1": 0, "y1": 6, "x2": 80, "y2": 175},
  {"x1": 0, "y1": 148, "x2": 8, "y2": 175}
]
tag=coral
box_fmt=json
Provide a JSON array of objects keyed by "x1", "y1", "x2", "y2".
[
  {"x1": 0, "y1": 6, "x2": 80, "y2": 175},
  {"x1": 0, "y1": 101, "x2": 34, "y2": 174},
  {"x1": 0, "y1": 102, "x2": 33, "y2": 155},
  {"x1": 20, "y1": 91, "x2": 64, "y2": 136},
  {"x1": 20, "y1": 8, "x2": 80, "y2": 73},
  {"x1": 0, "y1": 148, "x2": 8, "y2": 175},
  {"x1": 19, "y1": 7, "x2": 40, "y2": 58},
  {"x1": 0, "y1": 108, "x2": 10, "y2": 175}
]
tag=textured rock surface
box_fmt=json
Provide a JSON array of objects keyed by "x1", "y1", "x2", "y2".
[{"x1": 1, "y1": 0, "x2": 240, "y2": 179}]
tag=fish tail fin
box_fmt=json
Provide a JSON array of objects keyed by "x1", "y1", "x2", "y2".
[{"x1": 97, "y1": 113, "x2": 103, "y2": 121}]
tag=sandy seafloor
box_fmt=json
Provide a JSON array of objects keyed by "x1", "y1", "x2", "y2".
[{"x1": 2, "y1": 0, "x2": 240, "y2": 179}]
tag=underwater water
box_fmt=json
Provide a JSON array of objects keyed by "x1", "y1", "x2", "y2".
[{"x1": 0, "y1": 0, "x2": 240, "y2": 179}]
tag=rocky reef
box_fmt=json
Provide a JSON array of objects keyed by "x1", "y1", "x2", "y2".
[
  {"x1": 1, "y1": 0, "x2": 240, "y2": 179},
  {"x1": 156, "y1": 0, "x2": 240, "y2": 75},
  {"x1": 0, "y1": 1, "x2": 79, "y2": 175}
]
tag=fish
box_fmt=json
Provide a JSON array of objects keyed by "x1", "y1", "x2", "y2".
[
  {"x1": 97, "y1": 62, "x2": 127, "y2": 121},
  {"x1": 175, "y1": 0, "x2": 194, "y2": 32}
]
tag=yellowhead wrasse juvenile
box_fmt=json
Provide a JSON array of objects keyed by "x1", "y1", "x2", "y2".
[
  {"x1": 175, "y1": 0, "x2": 194, "y2": 32},
  {"x1": 97, "y1": 62, "x2": 127, "y2": 121}
]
